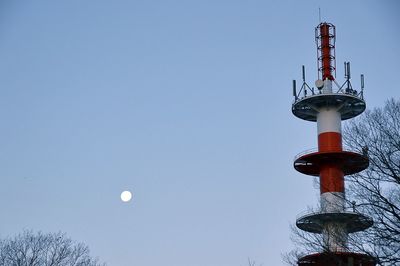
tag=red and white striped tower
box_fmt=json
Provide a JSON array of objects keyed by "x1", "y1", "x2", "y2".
[{"x1": 292, "y1": 23, "x2": 376, "y2": 266}]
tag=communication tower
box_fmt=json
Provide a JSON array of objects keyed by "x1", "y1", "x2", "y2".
[{"x1": 292, "y1": 22, "x2": 376, "y2": 266}]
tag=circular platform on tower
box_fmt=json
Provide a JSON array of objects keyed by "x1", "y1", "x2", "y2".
[
  {"x1": 296, "y1": 211, "x2": 373, "y2": 234},
  {"x1": 298, "y1": 252, "x2": 376, "y2": 266},
  {"x1": 292, "y1": 93, "x2": 366, "y2": 122},
  {"x1": 294, "y1": 149, "x2": 369, "y2": 176}
]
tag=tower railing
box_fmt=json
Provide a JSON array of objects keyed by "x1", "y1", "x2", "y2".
[
  {"x1": 293, "y1": 146, "x2": 368, "y2": 162},
  {"x1": 293, "y1": 84, "x2": 364, "y2": 104},
  {"x1": 295, "y1": 206, "x2": 372, "y2": 221}
]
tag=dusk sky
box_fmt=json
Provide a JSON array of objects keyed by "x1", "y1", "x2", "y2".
[{"x1": 0, "y1": 1, "x2": 399, "y2": 266}]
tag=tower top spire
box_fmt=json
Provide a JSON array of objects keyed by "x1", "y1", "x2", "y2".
[{"x1": 315, "y1": 22, "x2": 336, "y2": 81}]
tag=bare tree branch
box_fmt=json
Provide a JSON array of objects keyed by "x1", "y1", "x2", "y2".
[{"x1": 0, "y1": 230, "x2": 106, "y2": 266}]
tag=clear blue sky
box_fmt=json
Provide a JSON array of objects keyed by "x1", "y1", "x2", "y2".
[{"x1": 0, "y1": 1, "x2": 398, "y2": 265}]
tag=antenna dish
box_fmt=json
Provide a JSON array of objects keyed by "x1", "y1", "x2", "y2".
[{"x1": 315, "y1": 79, "x2": 324, "y2": 89}]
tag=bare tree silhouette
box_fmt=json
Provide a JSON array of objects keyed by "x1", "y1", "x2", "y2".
[{"x1": 0, "y1": 230, "x2": 106, "y2": 266}]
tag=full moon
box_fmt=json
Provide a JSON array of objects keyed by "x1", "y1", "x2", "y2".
[{"x1": 120, "y1": 190, "x2": 132, "y2": 202}]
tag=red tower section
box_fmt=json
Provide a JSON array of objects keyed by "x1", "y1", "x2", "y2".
[
  {"x1": 292, "y1": 23, "x2": 376, "y2": 266},
  {"x1": 316, "y1": 23, "x2": 336, "y2": 81}
]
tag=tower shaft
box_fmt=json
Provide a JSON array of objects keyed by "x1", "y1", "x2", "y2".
[{"x1": 318, "y1": 107, "x2": 346, "y2": 250}]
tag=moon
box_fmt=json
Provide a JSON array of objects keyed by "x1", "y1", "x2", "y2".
[{"x1": 120, "y1": 190, "x2": 132, "y2": 202}]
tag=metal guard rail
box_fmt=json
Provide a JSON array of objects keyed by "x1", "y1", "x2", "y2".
[{"x1": 294, "y1": 146, "x2": 365, "y2": 161}]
